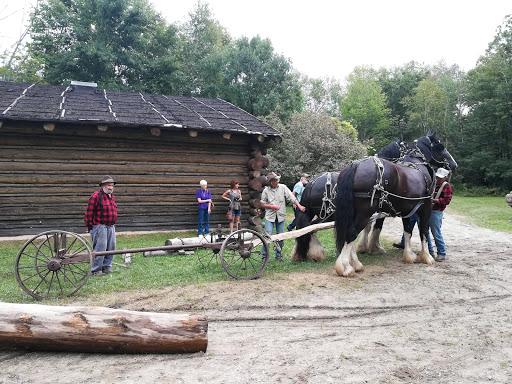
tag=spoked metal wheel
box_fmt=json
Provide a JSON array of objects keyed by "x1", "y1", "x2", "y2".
[
  {"x1": 196, "y1": 247, "x2": 220, "y2": 267},
  {"x1": 196, "y1": 233, "x2": 222, "y2": 267},
  {"x1": 220, "y1": 229, "x2": 269, "y2": 280},
  {"x1": 14, "y1": 230, "x2": 93, "y2": 300}
]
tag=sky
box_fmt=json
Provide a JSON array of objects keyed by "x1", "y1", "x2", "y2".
[{"x1": 1, "y1": 0, "x2": 511, "y2": 82}]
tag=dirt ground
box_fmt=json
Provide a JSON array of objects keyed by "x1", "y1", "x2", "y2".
[{"x1": 1, "y1": 211, "x2": 511, "y2": 384}]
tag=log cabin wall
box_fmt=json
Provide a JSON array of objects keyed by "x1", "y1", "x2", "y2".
[{"x1": 0, "y1": 120, "x2": 269, "y2": 236}]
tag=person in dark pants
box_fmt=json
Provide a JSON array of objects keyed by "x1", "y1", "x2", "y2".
[
  {"x1": 84, "y1": 175, "x2": 118, "y2": 276},
  {"x1": 287, "y1": 174, "x2": 309, "y2": 231}
]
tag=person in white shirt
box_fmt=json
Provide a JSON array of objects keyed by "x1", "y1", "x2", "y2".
[{"x1": 260, "y1": 172, "x2": 305, "y2": 261}]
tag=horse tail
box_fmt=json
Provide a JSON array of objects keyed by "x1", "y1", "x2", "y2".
[
  {"x1": 335, "y1": 162, "x2": 358, "y2": 253},
  {"x1": 295, "y1": 183, "x2": 314, "y2": 261}
]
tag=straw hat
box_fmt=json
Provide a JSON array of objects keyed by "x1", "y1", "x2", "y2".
[{"x1": 266, "y1": 172, "x2": 281, "y2": 182}]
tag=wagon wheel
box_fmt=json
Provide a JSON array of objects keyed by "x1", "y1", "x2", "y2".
[
  {"x1": 220, "y1": 229, "x2": 269, "y2": 280},
  {"x1": 15, "y1": 230, "x2": 93, "y2": 300},
  {"x1": 195, "y1": 233, "x2": 221, "y2": 267},
  {"x1": 196, "y1": 247, "x2": 220, "y2": 267}
]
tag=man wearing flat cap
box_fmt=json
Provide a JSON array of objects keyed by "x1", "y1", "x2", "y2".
[
  {"x1": 84, "y1": 175, "x2": 118, "y2": 276},
  {"x1": 429, "y1": 168, "x2": 452, "y2": 262},
  {"x1": 260, "y1": 172, "x2": 305, "y2": 261}
]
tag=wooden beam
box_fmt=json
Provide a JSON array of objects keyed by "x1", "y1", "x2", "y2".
[
  {"x1": 222, "y1": 133, "x2": 231, "y2": 139},
  {"x1": 188, "y1": 130, "x2": 198, "y2": 137},
  {"x1": 43, "y1": 123, "x2": 55, "y2": 131},
  {"x1": 0, "y1": 302, "x2": 208, "y2": 354},
  {"x1": 0, "y1": 121, "x2": 3, "y2": 128},
  {"x1": 151, "y1": 128, "x2": 161, "y2": 136},
  {"x1": 97, "y1": 124, "x2": 108, "y2": 131}
]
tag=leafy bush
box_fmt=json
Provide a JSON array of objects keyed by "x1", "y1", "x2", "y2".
[{"x1": 264, "y1": 111, "x2": 367, "y2": 186}]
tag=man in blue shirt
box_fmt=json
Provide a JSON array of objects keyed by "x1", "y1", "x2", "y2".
[{"x1": 287, "y1": 174, "x2": 309, "y2": 231}]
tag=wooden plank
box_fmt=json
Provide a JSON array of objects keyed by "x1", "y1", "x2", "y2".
[{"x1": 271, "y1": 222, "x2": 335, "y2": 241}]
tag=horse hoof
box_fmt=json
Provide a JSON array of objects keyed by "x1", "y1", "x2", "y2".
[
  {"x1": 343, "y1": 269, "x2": 356, "y2": 278},
  {"x1": 334, "y1": 264, "x2": 344, "y2": 276}
]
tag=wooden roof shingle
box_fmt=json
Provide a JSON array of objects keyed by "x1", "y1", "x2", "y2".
[{"x1": 0, "y1": 81, "x2": 280, "y2": 137}]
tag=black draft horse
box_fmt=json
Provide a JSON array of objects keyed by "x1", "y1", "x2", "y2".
[
  {"x1": 290, "y1": 172, "x2": 340, "y2": 262},
  {"x1": 356, "y1": 135, "x2": 408, "y2": 254},
  {"x1": 290, "y1": 136, "x2": 406, "y2": 262},
  {"x1": 333, "y1": 131, "x2": 457, "y2": 277}
]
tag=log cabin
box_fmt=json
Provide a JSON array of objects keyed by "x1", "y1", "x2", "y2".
[{"x1": 0, "y1": 81, "x2": 277, "y2": 236}]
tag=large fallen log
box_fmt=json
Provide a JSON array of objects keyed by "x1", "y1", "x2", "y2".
[{"x1": 0, "y1": 302, "x2": 208, "y2": 354}]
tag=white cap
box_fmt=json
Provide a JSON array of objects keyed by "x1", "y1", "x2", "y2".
[
  {"x1": 199, "y1": 179, "x2": 207, "y2": 186},
  {"x1": 435, "y1": 168, "x2": 449, "y2": 178}
]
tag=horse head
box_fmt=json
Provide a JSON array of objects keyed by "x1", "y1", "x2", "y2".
[
  {"x1": 416, "y1": 131, "x2": 457, "y2": 171},
  {"x1": 377, "y1": 135, "x2": 406, "y2": 160}
]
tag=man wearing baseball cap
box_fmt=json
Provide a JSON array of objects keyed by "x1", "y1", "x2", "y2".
[
  {"x1": 84, "y1": 175, "x2": 118, "y2": 276},
  {"x1": 260, "y1": 172, "x2": 305, "y2": 261},
  {"x1": 429, "y1": 168, "x2": 452, "y2": 262}
]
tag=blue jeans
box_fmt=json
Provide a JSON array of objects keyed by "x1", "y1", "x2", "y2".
[
  {"x1": 287, "y1": 207, "x2": 298, "y2": 230},
  {"x1": 429, "y1": 210, "x2": 446, "y2": 257},
  {"x1": 198, "y1": 209, "x2": 210, "y2": 235},
  {"x1": 262, "y1": 218, "x2": 285, "y2": 259},
  {"x1": 91, "y1": 224, "x2": 116, "y2": 273}
]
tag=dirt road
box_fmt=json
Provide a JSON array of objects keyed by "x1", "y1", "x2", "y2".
[{"x1": 1, "y1": 212, "x2": 511, "y2": 383}]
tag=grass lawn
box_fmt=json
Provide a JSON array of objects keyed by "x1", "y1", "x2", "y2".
[
  {"x1": 1, "y1": 196, "x2": 510, "y2": 303},
  {"x1": 448, "y1": 196, "x2": 512, "y2": 233}
]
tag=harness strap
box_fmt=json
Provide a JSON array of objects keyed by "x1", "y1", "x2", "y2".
[
  {"x1": 319, "y1": 172, "x2": 337, "y2": 220},
  {"x1": 435, "y1": 181, "x2": 448, "y2": 199}
]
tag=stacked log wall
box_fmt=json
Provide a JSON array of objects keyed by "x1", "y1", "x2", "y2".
[
  {"x1": 246, "y1": 141, "x2": 270, "y2": 232},
  {"x1": 0, "y1": 121, "x2": 260, "y2": 236}
]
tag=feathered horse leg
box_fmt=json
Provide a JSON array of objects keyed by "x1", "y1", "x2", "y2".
[{"x1": 355, "y1": 223, "x2": 371, "y2": 254}]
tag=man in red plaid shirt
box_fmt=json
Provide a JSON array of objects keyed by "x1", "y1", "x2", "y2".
[
  {"x1": 429, "y1": 168, "x2": 452, "y2": 262},
  {"x1": 85, "y1": 175, "x2": 118, "y2": 276}
]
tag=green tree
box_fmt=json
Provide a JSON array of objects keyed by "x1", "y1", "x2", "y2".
[
  {"x1": 27, "y1": 0, "x2": 181, "y2": 92},
  {"x1": 340, "y1": 66, "x2": 391, "y2": 150},
  {"x1": 176, "y1": 1, "x2": 231, "y2": 97},
  {"x1": 377, "y1": 62, "x2": 430, "y2": 137},
  {"x1": 300, "y1": 75, "x2": 343, "y2": 117},
  {"x1": 265, "y1": 111, "x2": 367, "y2": 186},
  {"x1": 221, "y1": 36, "x2": 302, "y2": 121},
  {"x1": 402, "y1": 78, "x2": 449, "y2": 136},
  {"x1": 463, "y1": 15, "x2": 512, "y2": 189}
]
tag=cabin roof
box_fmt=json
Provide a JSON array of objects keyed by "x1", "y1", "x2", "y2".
[{"x1": 0, "y1": 81, "x2": 280, "y2": 137}]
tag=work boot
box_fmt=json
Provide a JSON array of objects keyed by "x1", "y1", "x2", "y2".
[{"x1": 91, "y1": 271, "x2": 106, "y2": 277}]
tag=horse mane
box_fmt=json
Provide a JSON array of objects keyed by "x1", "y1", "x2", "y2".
[{"x1": 377, "y1": 135, "x2": 405, "y2": 160}]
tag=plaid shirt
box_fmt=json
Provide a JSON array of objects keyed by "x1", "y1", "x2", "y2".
[
  {"x1": 84, "y1": 189, "x2": 118, "y2": 230},
  {"x1": 433, "y1": 181, "x2": 452, "y2": 211}
]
